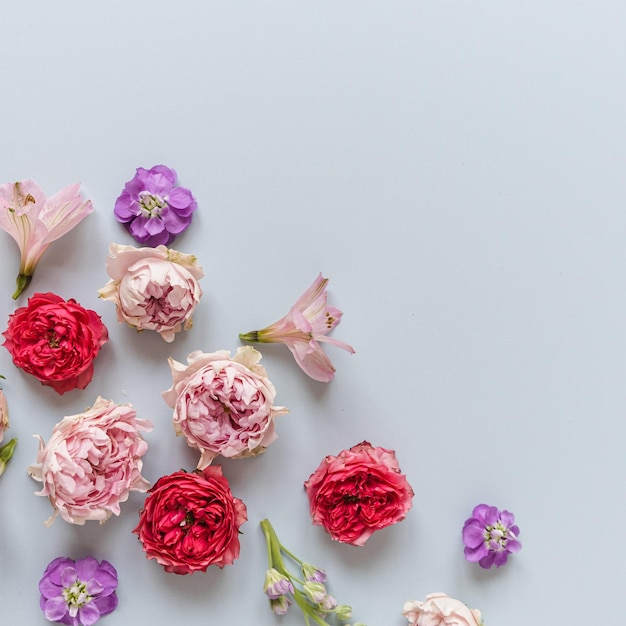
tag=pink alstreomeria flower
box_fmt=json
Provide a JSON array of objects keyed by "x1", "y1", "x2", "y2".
[
  {"x1": 0, "y1": 380, "x2": 8, "y2": 444},
  {"x1": 0, "y1": 180, "x2": 93, "y2": 298},
  {"x1": 239, "y1": 274, "x2": 354, "y2": 382}
]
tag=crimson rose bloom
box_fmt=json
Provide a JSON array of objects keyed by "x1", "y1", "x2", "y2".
[
  {"x1": 133, "y1": 466, "x2": 247, "y2": 574},
  {"x1": 304, "y1": 441, "x2": 414, "y2": 546},
  {"x1": 2, "y1": 292, "x2": 108, "y2": 394}
]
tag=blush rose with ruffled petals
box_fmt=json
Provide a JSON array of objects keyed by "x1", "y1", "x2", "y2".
[
  {"x1": 2, "y1": 292, "x2": 108, "y2": 394},
  {"x1": 28, "y1": 396, "x2": 152, "y2": 526},
  {"x1": 304, "y1": 441, "x2": 414, "y2": 546},
  {"x1": 162, "y1": 346, "x2": 288, "y2": 469},
  {"x1": 98, "y1": 243, "x2": 203, "y2": 342},
  {"x1": 403, "y1": 592, "x2": 483, "y2": 626},
  {"x1": 133, "y1": 466, "x2": 247, "y2": 574}
]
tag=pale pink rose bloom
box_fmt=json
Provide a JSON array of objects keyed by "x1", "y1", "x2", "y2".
[
  {"x1": 0, "y1": 180, "x2": 93, "y2": 298},
  {"x1": 28, "y1": 396, "x2": 152, "y2": 526},
  {"x1": 403, "y1": 593, "x2": 483, "y2": 626},
  {"x1": 98, "y1": 243, "x2": 203, "y2": 342},
  {"x1": 0, "y1": 389, "x2": 8, "y2": 444},
  {"x1": 239, "y1": 273, "x2": 355, "y2": 383},
  {"x1": 163, "y1": 346, "x2": 288, "y2": 469}
]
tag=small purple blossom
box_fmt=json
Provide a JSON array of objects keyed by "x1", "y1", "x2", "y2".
[
  {"x1": 270, "y1": 596, "x2": 292, "y2": 616},
  {"x1": 264, "y1": 568, "x2": 295, "y2": 599},
  {"x1": 39, "y1": 556, "x2": 118, "y2": 626},
  {"x1": 462, "y1": 503, "x2": 522, "y2": 569},
  {"x1": 302, "y1": 581, "x2": 328, "y2": 604},
  {"x1": 261, "y1": 519, "x2": 361, "y2": 625},
  {"x1": 114, "y1": 165, "x2": 197, "y2": 247},
  {"x1": 320, "y1": 593, "x2": 337, "y2": 611},
  {"x1": 301, "y1": 562, "x2": 327, "y2": 583}
]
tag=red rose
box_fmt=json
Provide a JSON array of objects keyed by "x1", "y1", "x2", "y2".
[
  {"x1": 304, "y1": 441, "x2": 414, "y2": 546},
  {"x1": 2, "y1": 292, "x2": 108, "y2": 395},
  {"x1": 133, "y1": 466, "x2": 247, "y2": 574}
]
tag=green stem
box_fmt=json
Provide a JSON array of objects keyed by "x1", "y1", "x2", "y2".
[
  {"x1": 280, "y1": 544, "x2": 304, "y2": 566},
  {"x1": 239, "y1": 330, "x2": 261, "y2": 342},
  {"x1": 261, "y1": 519, "x2": 333, "y2": 626},
  {"x1": 292, "y1": 589, "x2": 329, "y2": 626},
  {"x1": 261, "y1": 518, "x2": 306, "y2": 568},
  {"x1": 293, "y1": 589, "x2": 328, "y2": 626},
  {"x1": 263, "y1": 524, "x2": 273, "y2": 567},
  {"x1": 12, "y1": 273, "x2": 31, "y2": 299},
  {"x1": 260, "y1": 519, "x2": 289, "y2": 574}
]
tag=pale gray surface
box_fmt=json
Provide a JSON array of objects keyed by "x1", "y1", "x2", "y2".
[{"x1": 0, "y1": 1, "x2": 624, "y2": 624}]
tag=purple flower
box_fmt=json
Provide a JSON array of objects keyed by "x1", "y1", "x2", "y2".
[
  {"x1": 462, "y1": 503, "x2": 522, "y2": 569},
  {"x1": 114, "y1": 165, "x2": 197, "y2": 247},
  {"x1": 302, "y1": 581, "x2": 328, "y2": 604},
  {"x1": 39, "y1": 557, "x2": 118, "y2": 626},
  {"x1": 270, "y1": 596, "x2": 292, "y2": 616},
  {"x1": 301, "y1": 562, "x2": 327, "y2": 583},
  {"x1": 264, "y1": 568, "x2": 295, "y2": 599}
]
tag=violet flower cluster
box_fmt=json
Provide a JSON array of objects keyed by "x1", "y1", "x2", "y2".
[
  {"x1": 114, "y1": 165, "x2": 197, "y2": 247},
  {"x1": 39, "y1": 556, "x2": 118, "y2": 626},
  {"x1": 261, "y1": 519, "x2": 365, "y2": 626},
  {"x1": 462, "y1": 503, "x2": 522, "y2": 569}
]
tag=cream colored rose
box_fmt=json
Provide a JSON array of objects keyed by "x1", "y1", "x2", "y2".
[
  {"x1": 403, "y1": 593, "x2": 483, "y2": 626},
  {"x1": 99, "y1": 242, "x2": 203, "y2": 342}
]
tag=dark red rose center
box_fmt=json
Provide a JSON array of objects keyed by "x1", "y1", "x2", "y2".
[
  {"x1": 48, "y1": 329, "x2": 60, "y2": 348},
  {"x1": 343, "y1": 494, "x2": 360, "y2": 504}
]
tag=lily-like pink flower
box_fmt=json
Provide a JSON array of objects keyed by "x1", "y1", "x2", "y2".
[
  {"x1": 239, "y1": 273, "x2": 354, "y2": 382},
  {"x1": 0, "y1": 180, "x2": 93, "y2": 298},
  {"x1": 0, "y1": 383, "x2": 8, "y2": 444}
]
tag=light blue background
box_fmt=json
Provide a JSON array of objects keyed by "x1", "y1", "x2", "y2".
[{"x1": 1, "y1": 2, "x2": 624, "y2": 624}]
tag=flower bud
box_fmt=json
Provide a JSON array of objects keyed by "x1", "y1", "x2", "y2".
[
  {"x1": 270, "y1": 596, "x2": 291, "y2": 616},
  {"x1": 321, "y1": 594, "x2": 337, "y2": 611},
  {"x1": 264, "y1": 568, "x2": 294, "y2": 599},
  {"x1": 303, "y1": 581, "x2": 327, "y2": 604},
  {"x1": 301, "y1": 562, "x2": 327, "y2": 583},
  {"x1": 0, "y1": 438, "x2": 17, "y2": 477},
  {"x1": 335, "y1": 604, "x2": 353, "y2": 621}
]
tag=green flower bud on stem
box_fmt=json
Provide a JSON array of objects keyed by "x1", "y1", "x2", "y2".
[
  {"x1": 13, "y1": 273, "x2": 32, "y2": 299},
  {"x1": 0, "y1": 438, "x2": 17, "y2": 476}
]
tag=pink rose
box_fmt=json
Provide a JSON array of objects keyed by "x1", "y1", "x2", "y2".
[
  {"x1": 162, "y1": 346, "x2": 288, "y2": 469},
  {"x1": 133, "y1": 466, "x2": 247, "y2": 574},
  {"x1": 304, "y1": 441, "x2": 414, "y2": 546},
  {"x1": 28, "y1": 396, "x2": 152, "y2": 525},
  {"x1": 2, "y1": 292, "x2": 108, "y2": 394},
  {"x1": 98, "y1": 243, "x2": 203, "y2": 342},
  {"x1": 403, "y1": 593, "x2": 483, "y2": 626}
]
